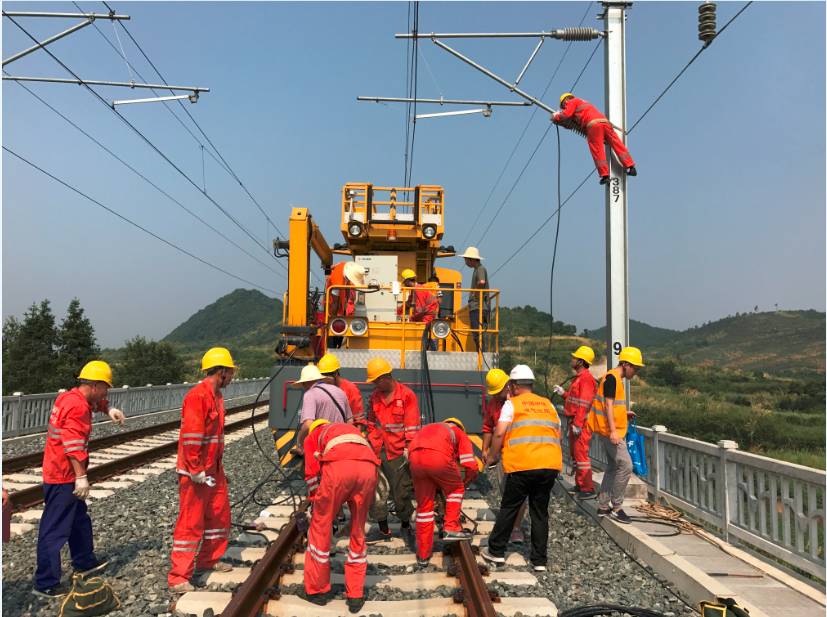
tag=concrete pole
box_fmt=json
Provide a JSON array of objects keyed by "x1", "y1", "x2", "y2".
[{"x1": 603, "y1": 2, "x2": 631, "y2": 375}]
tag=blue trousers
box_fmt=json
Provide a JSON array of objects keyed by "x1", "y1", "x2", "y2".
[{"x1": 35, "y1": 482, "x2": 97, "y2": 590}]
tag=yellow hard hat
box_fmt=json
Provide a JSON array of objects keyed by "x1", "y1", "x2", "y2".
[
  {"x1": 618, "y1": 346, "x2": 645, "y2": 367},
  {"x1": 317, "y1": 353, "x2": 341, "y2": 374},
  {"x1": 400, "y1": 268, "x2": 417, "y2": 281},
  {"x1": 78, "y1": 360, "x2": 113, "y2": 386},
  {"x1": 201, "y1": 347, "x2": 237, "y2": 371},
  {"x1": 444, "y1": 417, "x2": 466, "y2": 432},
  {"x1": 571, "y1": 345, "x2": 595, "y2": 365},
  {"x1": 366, "y1": 357, "x2": 392, "y2": 382},
  {"x1": 309, "y1": 418, "x2": 330, "y2": 435},
  {"x1": 560, "y1": 92, "x2": 574, "y2": 105},
  {"x1": 485, "y1": 368, "x2": 509, "y2": 395}
]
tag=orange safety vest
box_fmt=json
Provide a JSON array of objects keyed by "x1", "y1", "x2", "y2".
[
  {"x1": 587, "y1": 367, "x2": 628, "y2": 438},
  {"x1": 501, "y1": 392, "x2": 562, "y2": 473}
]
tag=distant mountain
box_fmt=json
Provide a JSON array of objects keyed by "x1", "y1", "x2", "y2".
[
  {"x1": 585, "y1": 319, "x2": 679, "y2": 348},
  {"x1": 499, "y1": 306, "x2": 576, "y2": 340},
  {"x1": 164, "y1": 289, "x2": 282, "y2": 348}
]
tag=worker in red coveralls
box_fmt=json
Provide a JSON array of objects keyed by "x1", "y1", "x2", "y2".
[
  {"x1": 399, "y1": 268, "x2": 440, "y2": 351},
  {"x1": 553, "y1": 346, "x2": 598, "y2": 499},
  {"x1": 168, "y1": 347, "x2": 237, "y2": 593},
  {"x1": 326, "y1": 261, "x2": 366, "y2": 349},
  {"x1": 364, "y1": 357, "x2": 420, "y2": 543},
  {"x1": 34, "y1": 360, "x2": 126, "y2": 598},
  {"x1": 409, "y1": 418, "x2": 478, "y2": 567},
  {"x1": 318, "y1": 353, "x2": 366, "y2": 429},
  {"x1": 481, "y1": 368, "x2": 527, "y2": 544},
  {"x1": 553, "y1": 92, "x2": 637, "y2": 185},
  {"x1": 303, "y1": 419, "x2": 379, "y2": 613}
]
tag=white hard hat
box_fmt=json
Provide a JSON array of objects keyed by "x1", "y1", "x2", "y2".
[
  {"x1": 296, "y1": 364, "x2": 324, "y2": 384},
  {"x1": 460, "y1": 246, "x2": 483, "y2": 260},
  {"x1": 509, "y1": 364, "x2": 535, "y2": 382},
  {"x1": 343, "y1": 262, "x2": 366, "y2": 286}
]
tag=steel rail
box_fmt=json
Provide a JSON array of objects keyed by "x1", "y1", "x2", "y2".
[
  {"x1": 452, "y1": 541, "x2": 497, "y2": 617},
  {"x1": 220, "y1": 500, "x2": 309, "y2": 617},
  {"x1": 2, "y1": 401, "x2": 262, "y2": 474},
  {"x1": 6, "y1": 407, "x2": 270, "y2": 513}
]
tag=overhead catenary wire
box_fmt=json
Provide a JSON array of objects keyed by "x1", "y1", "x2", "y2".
[
  {"x1": 100, "y1": 0, "x2": 288, "y2": 241},
  {"x1": 404, "y1": 1, "x2": 420, "y2": 187},
  {"x1": 4, "y1": 145, "x2": 277, "y2": 295},
  {"x1": 4, "y1": 14, "x2": 277, "y2": 266},
  {"x1": 491, "y1": 1, "x2": 753, "y2": 277},
  {"x1": 6, "y1": 73, "x2": 285, "y2": 278},
  {"x1": 460, "y1": 1, "x2": 594, "y2": 248}
]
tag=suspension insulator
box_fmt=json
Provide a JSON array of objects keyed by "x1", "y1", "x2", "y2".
[
  {"x1": 551, "y1": 27, "x2": 602, "y2": 41},
  {"x1": 698, "y1": 2, "x2": 717, "y2": 44}
]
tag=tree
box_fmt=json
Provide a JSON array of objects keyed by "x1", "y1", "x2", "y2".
[
  {"x1": 4, "y1": 301, "x2": 60, "y2": 393},
  {"x1": 57, "y1": 298, "x2": 100, "y2": 386},
  {"x1": 118, "y1": 336, "x2": 185, "y2": 387}
]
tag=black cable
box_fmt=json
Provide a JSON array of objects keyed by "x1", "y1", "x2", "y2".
[
  {"x1": 559, "y1": 605, "x2": 671, "y2": 617},
  {"x1": 3, "y1": 146, "x2": 276, "y2": 294},
  {"x1": 5, "y1": 74, "x2": 283, "y2": 278},
  {"x1": 4, "y1": 14, "x2": 275, "y2": 264},
  {"x1": 405, "y1": 1, "x2": 420, "y2": 187},
  {"x1": 547, "y1": 125, "x2": 563, "y2": 355}
]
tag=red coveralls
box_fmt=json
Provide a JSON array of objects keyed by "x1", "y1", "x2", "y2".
[
  {"x1": 366, "y1": 381, "x2": 421, "y2": 459},
  {"x1": 554, "y1": 97, "x2": 635, "y2": 178},
  {"x1": 327, "y1": 262, "x2": 357, "y2": 317},
  {"x1": 168, "y1": 380, "x2": 230, "y2": 586},
  {"x1": 304, "y1": 423, "x2": 379, "y2": 599},
  {"x1": 482, "y1": 397, "x2": 504, "y2": 438},
  {"x1": 409, "y1": 423, "x2": 478, "y2": 560},
  {"x1": 339, "y1": 377, "x2": 366, "y2": 428},
  {"x1": 563, "y1": 370, "x2": 597, "y2": 493},
  {"x1": 42, "y1": 389, "x2": 109, "y2": 483},
  {"x1": 399, "y1": 284, "x2": 439, "y2": 324}
]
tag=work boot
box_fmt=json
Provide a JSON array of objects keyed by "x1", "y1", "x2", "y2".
[
  {"x1": 599, "y1": 176, "x2": 610, "y2": 185},
  {"x1": 32, "y1": 583, "x2": 71, "y2": 599},
  {"x1": 346, "y1": 596, "x2": 366, "y2": 613},
  {"x1": 443, "y1": 529, "x2": 473, "y2": 542},
  {"x1": 366, "y1": 527, "x2": 392, "y2": 543},
  {"x1": 626, "y1": 166, "x2": 637, "y2": 176},
  {"x1": 307, "y1": 592, "x2": 332, "y2": 606},
  {"x1": 576, "y1": 490, "x2": 596, "y2": 501},
  {"x1": 416, "y1": 557, "x2": 431, "y2": 569},
  {"x1": 610, "y1": 508, "x2": 632, "y2": 524},
  {"x1": 168, "y1": 581, "x2": 195, "y2": 594}
]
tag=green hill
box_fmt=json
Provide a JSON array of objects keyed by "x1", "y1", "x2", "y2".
[
  {"x1": 164, "y1": 288, "x2": 282, "y2": 348},
  {"x1": 586, "y1": 319, "x2": 679, "y2": 348}
]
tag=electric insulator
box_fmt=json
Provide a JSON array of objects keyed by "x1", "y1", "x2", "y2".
[
  {"x1": 698, "y1": 2, "x2": 717, "y2": 45},
  {"x1": 551, "y1": 27, "x2": 602, "y2": 41}
]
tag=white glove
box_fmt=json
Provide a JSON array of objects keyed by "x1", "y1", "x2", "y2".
[
  {"x1": 190, "y1": 471, "x2": 207, "y2": 484},
  {"x1": 571, "y1": 425, "x2": 582, "y2": 437},
  {"x1": 107, "y1": 408, "x2": 126, "y2": 425},
  {"x1": 73, "y1": 475, "x2": 90, "y2": 499},
  {"x1": 553, "y1": 385, "x2": 565, "y2": 396}
]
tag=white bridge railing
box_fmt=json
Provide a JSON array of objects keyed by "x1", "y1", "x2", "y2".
[
  {"x1": 560, "y1": 414, "x2": 825, "y2": 581},
  {"x1": 2, "y1": 378, "x2": 271, "y2": 438}
]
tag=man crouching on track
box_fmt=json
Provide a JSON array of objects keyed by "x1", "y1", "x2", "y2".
[
  {"x1": 168, "y1": 347, "x2": 237, "y2": 593},
  {"x1": 303, "y1": 418, "x2": 379, "y2": 613},
  {"x1": 34, "y1": 360, "x2": 126, "y2": 598},
  {"x1": 409, "y1": 418, "x2": 478, "y2": 567}
]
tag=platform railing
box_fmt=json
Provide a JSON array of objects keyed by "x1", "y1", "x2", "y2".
[
  {"x1": 2, "y1": 378, "x2": 271, "y2": 438},
  {"x1": 559, "y1": 413, "x2": 826, "y2": 580}
]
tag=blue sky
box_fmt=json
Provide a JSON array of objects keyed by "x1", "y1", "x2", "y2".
[{"x1": 3, "y1": 1, "x2": 824, "y2": 347}]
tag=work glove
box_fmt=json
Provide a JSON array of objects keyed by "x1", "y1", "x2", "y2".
[
  {"x1": 552, "y1": 112, "x2": 561, "y2": 123},
  {"x1": 73, "y1": 475, "x2": 90, "y2": 499},
  {"x1": 107, "y1": 408, "x2": 126, "y2": 425},
  {"x1": 190, "y1": 471, "x2": 207, "y2": 484},
  {"x1": 552, "y1": 385, "x2": 565, "y2": 396},
  {"x1": 571, "y1": 425, "x2": 582, "y2": 437}
]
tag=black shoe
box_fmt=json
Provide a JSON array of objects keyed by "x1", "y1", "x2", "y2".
[
  {"x1": 597, "y1": 506, "x2": 612, "y2": 518},
  {"x1": 365, "y1": 527, "x2": 392, "y2": 543},
  {"x1": 599, "y1": 176, "x2": 610, "y2": 185},
  {"x1": 32, "y1": 583, "x2": 70, "y2": 599},
  {"x1": 74, "y1": 559, "x2": 109, "y2": 577},
  {"x1": 576, "y1": 491, "x2": 597, "y2": 501},
  {"x1": 610, "y1": 508, "x2": 632, "y2": 524},
  {"x1": 416, "y1": 557, "x2": 431, "y2": 569},
  {"x1": 346, "y1": 596, "x2": 366, "y2": 613},
  {"x1": 626, "y1": 166, "x2": 637, "y2": 176},
  {"x1": 307, "y1": 592, "x2": 331, "y2": 606}
]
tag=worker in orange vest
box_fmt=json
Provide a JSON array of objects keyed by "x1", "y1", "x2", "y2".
[
  {"x1": 553, "y1": 345, "x2": 598, "y2": 499},
  {"x1": 587, "y1": 346, "x2": 644, "y2": 524},
  {"x1": 482, "y1": 365, "x2": 562, "y2": 572},
  {"x1": 168, "y1": 348, "x2": 237, "y2": 592},
  {"x1": 318, "y1": 353, "x2": 366, "y2": 429},
  {"x1": 364, "y1": 358, "x2": 420, "y2": 543},
  {"x1": 553, "y1": 92, "x2": 636, "y2": 185},
  {"x1": 302, "y1": 419, "x2": 379, "y2": 613},
  {"x1": 408, "y1": 418, "x2": 478, "y2": 566}
]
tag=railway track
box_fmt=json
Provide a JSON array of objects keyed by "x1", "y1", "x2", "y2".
[
  {"x1": 1, "y1": 401, "x2": 270, "y2": 536},
  {"x1": 171, "y1": 485, "x2": 556, "y2": 617}
]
